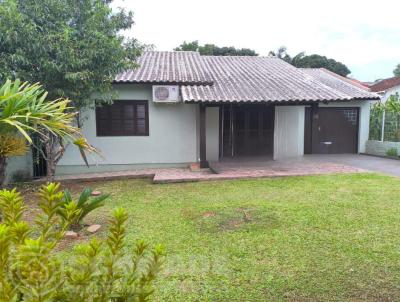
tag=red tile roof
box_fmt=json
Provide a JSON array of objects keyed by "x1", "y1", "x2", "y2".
[{"x1": 370, "y1": 77, "x2": 400, "y2": 92}]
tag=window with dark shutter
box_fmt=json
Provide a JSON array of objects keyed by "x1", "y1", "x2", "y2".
[{"x1": 96, "y1": 101, "x2": 149, "y2": 136}]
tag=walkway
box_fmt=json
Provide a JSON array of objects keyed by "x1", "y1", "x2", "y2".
[
  {"x1": 303, "y1": 154, "x2": 400, "y2": 177},
  {"x1": 47, "y1": 155, "x2": 373, "y2": 184}
]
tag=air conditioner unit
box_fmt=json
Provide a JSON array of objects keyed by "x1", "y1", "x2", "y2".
[{"x1": 152, "y1": 85, "x2": 180, "y2": 103}]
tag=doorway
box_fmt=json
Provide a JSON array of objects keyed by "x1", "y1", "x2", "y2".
[
  {"x1": 304, "y1": 107, "x2": 359, "y2": 154},
  {"x1": 221, "y1": 104, "x2": 274, "y2": 158}
]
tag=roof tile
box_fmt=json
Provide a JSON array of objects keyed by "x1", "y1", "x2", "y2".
[
  {"x1": 114, "y1": 51, "x2": 213, "y2": 85},
  {"x1": 369, "y1": 77, "x2": 400, "y2": 92},
  {"x1": 115, "y1": 51, "x2": 380, "y2": 103},
  {"x1": 182, "y1": 56, "x2": 379, "y2": 102}
]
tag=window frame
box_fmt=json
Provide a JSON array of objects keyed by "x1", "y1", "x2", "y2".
[{"x1": 95, "y1": 100, "x2": 149, "y2": 137}]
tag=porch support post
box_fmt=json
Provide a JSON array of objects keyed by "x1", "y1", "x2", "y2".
[
  {"x1": 199, "y1": 103, "x2": 209, "y2": 168},
  {"x1": 381, "y1": 109, "x2": 386, "y2": 142},
  {"x1": 310, "y1": 103, "x2": 319, "y2": 153}
]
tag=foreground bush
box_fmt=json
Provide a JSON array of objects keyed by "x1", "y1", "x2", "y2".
[
  {"x1": 0, "y1": 183, "x2": 164, "y2": 302},
  {"x1": 59, "y1": 187, "x2": 110, "y2": 228}
]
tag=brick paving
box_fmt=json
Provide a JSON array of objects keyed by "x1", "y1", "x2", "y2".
[{"x1": 47, "y1": 157, "x2": 365, "y2": 184}]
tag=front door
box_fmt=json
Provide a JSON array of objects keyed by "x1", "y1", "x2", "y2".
[{"x1": 304, "y1": 107, "x2": 359, "y2": 154}]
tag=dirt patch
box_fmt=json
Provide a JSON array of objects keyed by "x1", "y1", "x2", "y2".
[
  {"x1": 180, "y1": 208, "x2": 200, "y2": 220},
  {"x1": 218, "y1": 208, "x2": 254, "y2": 231},
  {"x1": 202, "y1": 211, "x2": 216, "y2": 218},
  {"x1": 220, "y1": 218, "x2": 245, "y2": 230},
  {"x1": 56, "y1": 226, "x2": 107, "y2": 251},
  {"x1": 196, "y1": 207, "x2": 280, "y2": 233}
]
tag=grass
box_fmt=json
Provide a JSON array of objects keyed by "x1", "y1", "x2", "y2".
[{"x1": 79, "y1": 173, "x2": 400, "y2": 301}]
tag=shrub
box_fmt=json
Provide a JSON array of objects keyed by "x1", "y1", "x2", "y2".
[
  {"x1": 0, "y1": 183, "x2": 165, "y2": 301},
  {"x1": 59, "y1": 187, "x2": 110, "y2": 227},
  {"x1": 386, "y1": 147, "x2": 398, "y2": 157}
]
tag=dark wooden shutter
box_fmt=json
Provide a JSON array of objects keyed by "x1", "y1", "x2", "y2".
[{"x1": 96, "y1": 100, "x2": 149, "y2": 136}]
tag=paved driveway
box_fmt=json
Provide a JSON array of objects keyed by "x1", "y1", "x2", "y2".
[
  {"x1": 50, "y1": 154, "x2": 399, "y2": 184},
  {"x1": 302, "y1": 154, "x2": 400, "y2": 177}
]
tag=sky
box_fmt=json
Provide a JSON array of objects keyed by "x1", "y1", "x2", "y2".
[{"x1": 113, "y1": 0, "x2": 400, "y2": 82}]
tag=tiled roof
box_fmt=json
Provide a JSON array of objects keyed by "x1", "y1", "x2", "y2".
[
  {"x1": 115, "y1": 51, "x2": 380, "y2": 103},
  {"x1": 349, "y1": 78, "x2": 371, "y2": 89},
  {"x1": 114, "y1": 51, "x2": 213, "y2": 85},
  {"x1": 369, "y1": 77, "x2": 400, "y2": 92},
  {"x1": 300, "y1": 68, "x2": 376, "y2": 96},
  {"x1": 181, "y1": 56, "x2": 379, "y2": 103}
]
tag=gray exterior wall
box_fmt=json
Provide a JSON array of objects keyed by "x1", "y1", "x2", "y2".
[
  {"x1": 57, "y1": 84, "x2": 219, "y2": 175},
  {"x1": 56, "y1": 82, "x2": 372, "y2": 175},
  {"x1": 365, "y1": 140, "x2": 400, "y2": 156},
  {"x1": 4, "y1": 152, "x2": 33, "y2": 184}
]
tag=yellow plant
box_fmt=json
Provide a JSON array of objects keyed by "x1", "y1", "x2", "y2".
[
  {"x1": 0, "y1": 79, "x2": 100, "y2": 184},
  {"x1": 0, "y1": 134, "x2": 27, "y2": 157}
]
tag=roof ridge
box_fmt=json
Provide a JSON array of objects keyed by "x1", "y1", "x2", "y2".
[
  {"x1": 143, "y1": 50, "x2": 200, "y2": 54},
  {"x1": 201, "y1": 55, "x2": 279, "y2": 59}
]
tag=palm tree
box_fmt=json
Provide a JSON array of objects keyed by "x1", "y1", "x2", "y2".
[
  {"x1": 0, "y1": 79, "x2": 97, "y2": 186},
  {"x1": 268, "y1": 46, "x2": 292, "y2": 63},
  {"x1": 268, "y1": 46, "x2": 305, "y2": 66}
]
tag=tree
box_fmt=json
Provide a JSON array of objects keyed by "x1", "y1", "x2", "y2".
[
  {"x1": 0, "y1": 0, "x2": 144, "y2": 176},
  {"x1": 394, "y1": 64, "x2": 400, "y2": 77},
  {"x1": 269, "y1": 47, "x2": 351, "y2": 77},
  {"x1": 371, "y1": 93, "x2": 400, "y2": 142},
  {"x1": 174, "y1": 40, "x2": 200, "y2": 52},
  {"x1": 0, "y1": 79, "x2": 97, "y2": 186},
  {"x1": 175, "y1": 40, "x2": 258, "y2": 56},
  {"x1": 293, "y1": 54, "x2": 351, "y2": 77},
  {"x1": 0, "y1": 183, "x2": 165, "y2": 301},
  {"x1": 268, "y1": 46, "x2": 293, "y2": 63}
]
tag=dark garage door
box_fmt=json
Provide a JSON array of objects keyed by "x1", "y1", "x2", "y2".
[{"x1": 304, "y1": 107, "x2": 359, "y2": 154}]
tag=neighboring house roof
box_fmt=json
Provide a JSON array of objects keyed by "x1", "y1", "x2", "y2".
[
  {"x1": 114, "y1": 51, "x2": 213, "y2": 85},
  {"x1": 115, "y1": 51, "x2": 380, "y2": 103},
  {"x1": 369, "y1": 77, "x2": 400, "y2": 93}
]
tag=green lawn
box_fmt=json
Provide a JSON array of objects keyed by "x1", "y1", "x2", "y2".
[{"x1": 83, "y1": 173, "x2": 400, "y2": 301}]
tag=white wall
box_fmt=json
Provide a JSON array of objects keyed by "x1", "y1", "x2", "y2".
[
  {"x1": 206, "y1": 107, "x2": 220, "y2": 161},
  {"x1": 57, "y1": 84, "x2": 199, "y2": 174},
  {"x1": 274, "y1": 106, "x2": 305, "y2": 160},
  {"x1": 319, "y1": 101, "x2": 371, "y2": 153},
  {"x1": 379, "y1": 86, "x2": 400, "y2": 103}
]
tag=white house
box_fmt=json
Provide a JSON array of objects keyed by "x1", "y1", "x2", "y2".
[
  {"x1": 370, "y1": 77, "x2": 400, "y2": 102},
  {"x1": 365, "y1": 77, "x2": 400, "y2": 156},
  {"x1": 53, "y1": 51, "x2": 379, "y2": 175}
]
